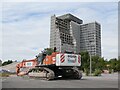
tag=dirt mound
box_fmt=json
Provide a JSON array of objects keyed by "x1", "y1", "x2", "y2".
[{"x1": 1, "y1": 62, "x2": 19, "y2": 72}]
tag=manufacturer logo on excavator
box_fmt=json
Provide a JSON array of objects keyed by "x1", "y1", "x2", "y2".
[{"x1": 68, "y1": 55, "x2": 77, "y2": 63}]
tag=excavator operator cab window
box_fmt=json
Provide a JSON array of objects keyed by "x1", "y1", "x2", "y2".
[{"x1": 37, "y1": 50, "x2": 47, "y2": 65}]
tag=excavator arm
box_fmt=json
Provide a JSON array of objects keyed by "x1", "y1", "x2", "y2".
[{"x1": 16, "y1": 59, "x2": 38, "y2": 76}]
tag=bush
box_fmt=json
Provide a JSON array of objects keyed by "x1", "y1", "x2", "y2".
[
  {"x1": 109, "y1": 69, "x2": 112, "y2": 74},
  {"x1": 93, "y1": 69, "x2": 101, "y2": 76},
  {"x1": 85, "y1": 69, "x2": 89, "y2": 76}
]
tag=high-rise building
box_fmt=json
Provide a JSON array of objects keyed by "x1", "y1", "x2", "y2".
[
  {"x1": 80, "y1": 22, "x2": 101, "y2": 56},
  {"x1": 50, "y1": 13, "x2": 101, "y2": 57},
  {"x1": 50, "y1": 14, "x2": 83, "y2": 53}
]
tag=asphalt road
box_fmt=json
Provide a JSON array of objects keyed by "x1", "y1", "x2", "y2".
[{"x1": 1, "y1": 73, "x2": 118, "y2": 88}]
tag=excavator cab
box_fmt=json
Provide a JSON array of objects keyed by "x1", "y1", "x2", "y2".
[
  {"x1": 36, "y1": 47, "x2": 57, "y2": 65},
  {"x1": 36, "y1": 50, "x2": 47, "y2": 65}
]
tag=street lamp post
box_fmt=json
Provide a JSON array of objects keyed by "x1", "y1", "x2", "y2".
[
  {"x1": 90, "y1": 53, "x2": 92, "y2": 76},
  {"x1": 89, "y1": 42, "x2": 92, "y2": 76}
]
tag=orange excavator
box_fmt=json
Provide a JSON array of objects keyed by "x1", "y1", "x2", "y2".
[{"x1": 16, "y1": 48, "x2": 82, "y2": 80}]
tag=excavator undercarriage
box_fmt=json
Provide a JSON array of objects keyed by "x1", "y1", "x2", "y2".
[{"x1": 27, "y1": 66, "x2": 82, "y2": 80}]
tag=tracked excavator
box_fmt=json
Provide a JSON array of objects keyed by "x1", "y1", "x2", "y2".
[{"x1": 16, "y1": 48, "x2": 82, "y2": 80}]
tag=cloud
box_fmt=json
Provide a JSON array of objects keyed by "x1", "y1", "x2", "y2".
[
  {"x1": 2, "y1": 2, "x2": 88, "y2": 23},
  {"x1": 2, "y1": 15, "x2": 50, "y2": 60},
  {"x1": 1, "y1": 2, "x2": 118, "y2": 61}
]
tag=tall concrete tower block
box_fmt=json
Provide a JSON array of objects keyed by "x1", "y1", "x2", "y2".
[
  {"x1": 50, "y1": 14, "x2": 101, "y2": 57},
  {"x1": 50, "y1": 14, "x2": 83, "y2": 53},
  {"x1": 80, "y1": 22, "x2": 101, "y2": 56}
]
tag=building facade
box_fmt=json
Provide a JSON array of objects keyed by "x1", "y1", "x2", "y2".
[
  {"x1": 50, "y1": 14, "x2": 83, "y2": 53},
  {"x1": 80, "y1": 22, "x2": 101, "y2": 56},
  {"x1": 50, "y1": 13, "x2": 101, "y2": 57}
]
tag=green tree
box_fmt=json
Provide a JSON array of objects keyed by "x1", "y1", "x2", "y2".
[
  {"x1": 92, "y1": 56, "x2": 105, "y2": 71},
  {"x1": 80, "y1": 51, "x2": 90, "y2": 75},
  {"x1": 98, "y1": 57, "x2": 106, "y2": 70},
  {"x1": 80, "y1": 52, "x2": 106, "y2": 75},
  {"x1": 91, "y1": 56, "x2": 105, "y2": 75},
  {"x1": 116, "y1": 59, "x2": 120, "y2": 71},
  {"x1": 109, "y1": 58, "x2": 118, "y2": 72},
  {"x1": 44, "y1": 48, "x2": 54, "y2": 55},
  {"x1": 104, "y1": 59, "x2": 109, "y2": 70},
  {"x1": 91, "y1": 55, "x2": 100, "y2": 72},
  {"x1": 108, "y1": 58, "x2": 120, "y2": 72},
  {"x1": 79, "y1": 51, "x2": 119, "y2": 75}
]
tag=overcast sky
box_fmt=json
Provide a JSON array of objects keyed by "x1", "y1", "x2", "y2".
[{"x1": 1, "y1": 2, "x2": 118, "y2": 61}]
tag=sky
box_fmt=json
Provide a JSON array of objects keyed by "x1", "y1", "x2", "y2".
[{"x1": 1, "y1": 2, "x2": 118, "y2": 61}]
